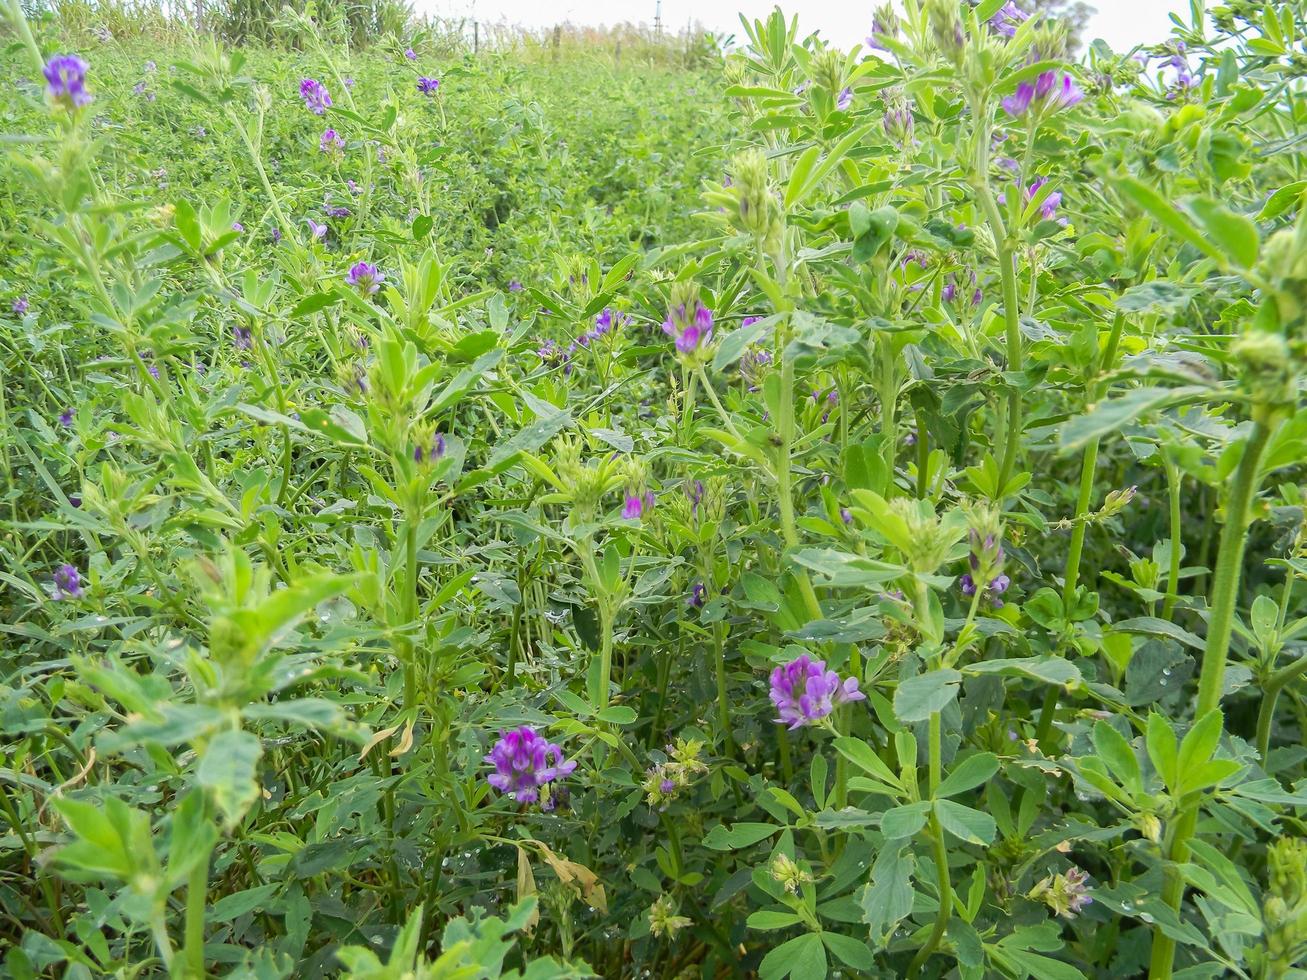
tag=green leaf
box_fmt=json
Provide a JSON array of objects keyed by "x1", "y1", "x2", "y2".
[
  {"x1": 1115, "y1": 617, "x2": 1204, "y2": 650},
  {"x1": 1177, "y1": 709, "x2": 1224, "y2": 788},
  {"x1": 1114, "y1": 177, "x2": 1224, "y2": 264},
  {"x1": 701, "y1": 822, "x2": 784, "y2": 850},
  {"x1": 713, "y1": 313, "x2": 777, "y2": 371},
  {"x1": 893, "y1": 669, "x2": 962, "y2": 724},
  {"x1": 965, "y1": 657, "x2": 1081, "y2": 687},
  {"x1": 289, "y1": 292, "x2": 343, "y2": 318},
  {"x1": 210, "y1": 884, "x2": 279, "y2": 923},
  {"x1": 821, "y1": 931, "x2": 875, "y2": 970},
  {"x1": 488, "y1": 408, "x2": 572, "y2": 467},
  {"x1": 859, "y1": 843, "x2": 915, "y2": 947},
  {"x1": 791, "y1": 549, "x2": 905, "y2": 588},
  {"x1": 1188, "y1": 198, "x2": 1259, "y2": 269},
  {"x1": 934, "y1": 799, "x2": 997, "y2": 845},
  {"x1": 1146, "y1": 713, "x2": 1179, "y2": 793},
  {"x1": 1059, "y1": 387, "x2": 1211, "y2": 453},
  {"x1": 880, "y1": 802, "x2": 930, "y2": 838},
  {"x1": 759, "y1": 933, "x2": 826, "y2": 980},
  {"x1": 935, "y1": 753, "x2": 1000, "y2": 798},
  {"x1": 831, "y1": 736, "x2": 903, "y2": 794},
  {"x1": 747, "y1": 909, "x2": 802, "y2": 931},
  {"x1": 1092, "y1": 721, "x2": 1142, "y2": 797},
  {"x1": 197, "y1": 729, "x2": 263, "y2": 829}
]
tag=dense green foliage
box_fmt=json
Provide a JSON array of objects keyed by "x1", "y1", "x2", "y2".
[{"x1": 3, "y1": 1, "x2": 1307, "y2": 978}]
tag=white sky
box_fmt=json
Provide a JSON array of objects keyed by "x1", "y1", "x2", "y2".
[{"x1": 418, "y1": 0, "x2": 1185, "y2": 54}]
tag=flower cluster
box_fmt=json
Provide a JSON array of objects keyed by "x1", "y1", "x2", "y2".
[
  {"x1": 44, "y1": 55, "x2": 92, "y2": 110},
  {"x1": 484, "y1": 726, "x2": 577, "y2": 806},
  {"x1": 53, "y1": 564, "x2": 82, "y2": 599},
  {"x1": 959, "y1": 518, "x2": 1011, "y2": 606},
  {"x1": 988, "y1": 1, "x2": 1028, "y2": 38},
  {"x1": 1028, "y1": 867, "x2": 1093, "y2": 918},
  {"x1": 648, "y1": 896, "x2": 693, "y2": 939},
  {"x1": 866, "y1": 4, "x2": 900, "y2": 51},
  {"x1": 413, "y1": 432, "x2": 447, "y2": 464},
  {"x1": 345, "y1": 261, "x2": 384, "y2": 295},
  {"x1": 1002, "y1": 71, "x2": 1083, "y2": 117},
  {"x1": 319, "y1": 128, "x2": 345, "y2": 155},
  {"x1": 536, "y1": 307, "x2": 627, "y2": 375},
  {"x1": 622, "y1": 489, "x2": 655, "y2": 520},
  {"x1": 417, "y1": 77, "x2": 441, "y2": 96},
  {"x1": 299, "y1": 78, "x2": 332, "y2": 115},
  {"x1": 769, "y1": 653, "x2": 865, "y2": 729},
  {"x1": 642, "y1": 737, "x2": 707, "y2": 809},
  {"x1": 662, "y1": 299, "x2": 714, "y2": 356}
]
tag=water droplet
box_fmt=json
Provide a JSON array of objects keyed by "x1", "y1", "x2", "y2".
[
  {"x1": 1121, "y1": 900, "x2": 1133, "y2": 912},
  {"x1": 1140, "y1": 912, "x2": 1154, "y2": 923},
  {"x1": 371, "y1": 935, "x2": 384, "y2": 944},
  {"x1": 1162, "y1": 667, "x2": 1171, "y2": 677},
  {"x1": 1159, "y1": 679, "x2": 1167, "y2": 687}
]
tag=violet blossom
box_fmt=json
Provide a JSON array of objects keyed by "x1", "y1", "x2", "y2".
[
  {"x1": 484, "y1": 726, "x2": 576, "y2": 805},
  {"x1": 770, "y1": 653, "x2": 865, "y2": 729}
]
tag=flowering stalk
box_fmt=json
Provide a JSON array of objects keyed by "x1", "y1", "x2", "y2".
[{"x1": 1149, "y1": 418, "x2": 1274, "y2": 979}]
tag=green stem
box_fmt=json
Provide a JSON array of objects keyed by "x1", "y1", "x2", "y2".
[
  {"x1": 1148, "y1": 418, "x2": 1273, "y2": 980},
  {"x1": 183, "y1": 847, "x2": 211, "y2": 978},
  {"x1": 777, "y1": 353, "x2": 822, "y2": 622},
  {"x1": 1161, "y1": 454, "x2": 1183, "y2": 620},
  {"x1": 915, "y1": 407, "x2": 929, "y2": 498},
  {"x1": 907, "y1": 819, "x2": 952, "y2": 976},
  {"x1": 712, "y1": 624, "x2": 734, "y2": 759},
  {"x1": 404, "y1": 511, "x2": 420, "y2": 709},
  {"x1": 1256, "y1": 654, "x2": 1307, "y2": 762}
]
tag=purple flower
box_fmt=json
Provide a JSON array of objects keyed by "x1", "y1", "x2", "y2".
[
  {"x1": 404, "y1": 47, "x2": 417, "y2": 60},
  {"x1": 840, "y1": 507, "x2": 853, "y2": 525},
  {"x1": 12, "y1": 297, "x2": 28, "y2": 315},
  {"x1": 484, "y1": 726, "x2": 577, "y2": 805},
  {"x1": 1024, "y1": 176, "x2": 1064, "y2": 222},
  {"x1": 989, "y1": 1, "x2": 1028, "y2": 37},
  {"x1": 508, "y1": 279, "x2": 524, "y2": 292},
  {"x1": 320, "y1": 128, "x2": 345, "y2": 153},
  {"x1": 686, "y1": 479, "x2": 706, "y2": 516},
  {"x1": 304, "y1": 218, "x2": 327, "y2": 240},
  {"x1": 58, "y1": 408, "x2": 74, "y2": 427},
  {"x1": 1001, "y1": 82, "x2": 1035, "y2": 117},
  {"x1": 271, "y1": 227, "x2": 282, "y2": 244},
  {"x1": 232, "y1": 325, "x2": 252, "y2": 350},
  {"x1": 622, "y1": 491, "x2": 655, "y2": 520},
  {"x1": 687, "y1": 582, "x2": 707, "y2": 608},
  {"x1": 132, "y1": 80, "x2": 147, "y2": 96},
  {"x1": 44, "y1": 55, "x2": 92, "y2": 109},
  {"x1": 662, "y1": 301, "x2": 714, "y2": 355},
  {"x1": 344, "y1": 77, "x2": 355, "y2": 89},
  {"x1": 53, "y1": 563, "x2": 82, "y2": 599},
  {"x1": 346, "y1": 261, "x2": 384, "y2": 295},
  {"x1": 1002, "y1": 71, "x2": 1082, "y2": 117},
  {"x1": 837, "y1": 87, "x2": 853, "y2": 111},
  {"x1": 866, "y1": 8, "x2": 898, "y2": 50},
  {"x1": 324, "y1": 203, "x2": 351, "y2": 219},
  {"x1": 413, "y1": 433, "x2": 446, "y2": 463},
  {"x1": 417, "y1": 77, "x2": 441, "y2": 96},
  {"x1": 300, "y1": 77, "x2": 332, "y2": 115},
  {"x1": 769, "y1": 654, "x2": 865, "y2": 729},
  {"x1": 942, "y1": 279, "x2": 957, "y2": 302},
  {"x1": 231, "y1": 222, "x2": 244, "y2": 233}
]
